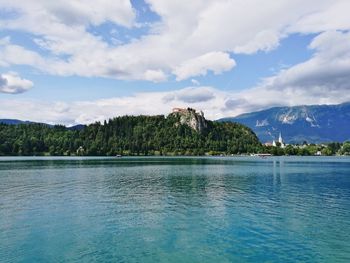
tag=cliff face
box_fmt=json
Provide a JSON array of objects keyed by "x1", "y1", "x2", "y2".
[{"x1": 170, "y1": 108, "x2": 208, "y2": 133}]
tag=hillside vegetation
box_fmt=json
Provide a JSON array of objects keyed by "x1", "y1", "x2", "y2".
[{"x1": 0, "y1": 113, "x2": 261, "y2": 156}]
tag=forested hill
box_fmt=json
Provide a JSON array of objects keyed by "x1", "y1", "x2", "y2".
[{"x1": 0, "y1": 111, "x2": 261, "y2": 156}]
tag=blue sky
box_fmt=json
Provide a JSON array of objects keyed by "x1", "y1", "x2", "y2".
[{"x1": 0, "y1": 0, "x2": 350, "y2": 125}]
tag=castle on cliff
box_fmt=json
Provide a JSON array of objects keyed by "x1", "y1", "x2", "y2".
[
  {"x1": 172, "y1": 107, "x2": 204, "y2": 117},
  {"x1": 171, "y1": 107, "x2": 207, "y2": 132}
]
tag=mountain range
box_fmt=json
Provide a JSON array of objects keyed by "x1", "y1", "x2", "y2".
[
  {"x1": 0, "y1": 119, "x2": 33, "y2": 125},
  {"x1": 2, "y1": 102, "x2": 350, "y2": 144},
  {"x1": 219, "y1": 102, "x2": 350, "y2": 143},
  {"x1": 0, "y1": 119, "x2": 86, "y2": 131}
]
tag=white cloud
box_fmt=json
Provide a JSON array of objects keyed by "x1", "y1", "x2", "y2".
[
  {"x1": 0, "y1": 0, "x2": 135, "y2": 28},
  {"x1": 0, "y1": 41, "x2": 47, "y2": 68},
  {"x1": 1, "y1": 0, "x2": 350, "y2": 82},
  {"x1": 0, "y1": 72, "x2": 33, "y2": 94},
  {"x1": 0, "y1": 87, "x2": 220, "y2": 125},
  {"x1": 257, "y1": 31, "x2": 350, "y2": 100},
  {"x1": 191, "y1": 79, "x2": 200, "y2": 86},
  {"x1": 173, "y1": 52, "x2": 235, "y2": 80},
  {"x1": 1, "y1": 71, "x2": 350, "y2": 125},
  {"x1": 233, "y1": 30, "x2": 280, "y2": 54},
  {"x1": 163, "y1": 86, "x2": 216, "y2": 103},
  {"x1": 0, "y1": 0, "x2": 350, "y2": 121},
  {"x1": 143, "y1": 69, "x2": 167, "y2": 82},
  {"x1": 220, "y1": 30, "x2": 350, "y2": 113},
  {"x1": 2, "y1": 31, "x2": 350, "y2": 119},
  {"x1": 288, "y1": 1, "x2": 350, "y2": 33}
]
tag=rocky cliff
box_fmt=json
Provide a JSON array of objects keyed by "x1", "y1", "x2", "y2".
[{"x1": 170, "y1": 108, "x2": 208, "y2": 133}]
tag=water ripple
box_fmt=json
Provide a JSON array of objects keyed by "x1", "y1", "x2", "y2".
[{"x1": 1, "y1": 156, "x2": 350, "y2": 262}]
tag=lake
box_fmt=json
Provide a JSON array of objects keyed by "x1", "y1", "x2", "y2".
[{"x1": 1, "y1": 156, "x2": 350, "y2": 262}]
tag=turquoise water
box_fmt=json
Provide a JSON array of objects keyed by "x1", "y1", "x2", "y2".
[{"x1": 0, "y1": 156, "x2": 350, "y2": 262}]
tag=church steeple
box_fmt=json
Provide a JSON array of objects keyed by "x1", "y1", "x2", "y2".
[
  {"x1": 278, "y1": 132, "x2": 283, "y2": 144},
  {"x1": 277, "y1": 132, "x2": 286, "y2": 148}
]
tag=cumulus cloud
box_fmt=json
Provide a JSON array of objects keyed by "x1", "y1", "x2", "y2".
[
  {"x1": 246, "y1": 30, "x2": 350, "y2": 105},
  {"x1": 143, "y1": 69, "x2": 167, "y2": 82},
  {"x1": 1, "y1": 0, "x2": 350, "y2": 120},
  {"x1": 1, "y1": 74, "x2": 350, "y2": 125},
  {"x1": 0, "y1": 72, "x2": 33, "y2": 94},
  {"x1": 173, "y1": 52, "x2": 235, "y2": 80},
  {"x1": 162, "y1": 86, "x2": 216, "y2": 103},
  {"x1": 2, "y1": 30, "x2": 350, "y2": 119},
  {"x1": 0, "y1": 74, "x2": 7, "y2": 86},
  {"x1": 0, "y1": 0, "x2": 135, "y2": 28},
  {"x1": 288, "y1": 1, "x2": 350, "y2": 33},
  {"x1": 1, "y1": 0, "x2": 350, "y2": 82},
  {"x1": 0, "y1": 86, "x2": 224, "y2": 125}
]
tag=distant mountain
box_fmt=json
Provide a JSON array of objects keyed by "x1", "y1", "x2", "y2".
[
  {"x1": 0, "y1": 119, "x2": 86, "y2": 130},
  {"x1": 0, "y1": 119, "x2": 34, "y2": 125},
  {"x1": 67, "y1": 124, "x2": 86, "y2": 131},
  {"x1": 219, "y1": 102, "x2": 350, "y2": 143}
]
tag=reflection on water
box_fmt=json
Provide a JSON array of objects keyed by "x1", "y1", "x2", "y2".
[{"x1": 0, "y1": 156, "x2": 350, "y2": 262}]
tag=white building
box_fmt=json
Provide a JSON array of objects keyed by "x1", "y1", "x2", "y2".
[
  {"x1": 273, "y1": 132, "x2": 286, "y2": 148},
  {"x1": 279, "y1": 132, "x2": 286, "y2": 148}
]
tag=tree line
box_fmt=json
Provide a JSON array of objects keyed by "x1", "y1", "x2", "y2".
[
  {"x1": 1, "y1": 115, "x2": 349, "y2": 157},
  {"x1": 0, "y1": 115, "x2": 262, "y2": 156},
  {"x1": 260, "y1": 141, "x2": 350, "y2": 156}
]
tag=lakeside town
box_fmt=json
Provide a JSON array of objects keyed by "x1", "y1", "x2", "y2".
[{"x1": 259, "y1": 133, "x2": 350, "y2": 156}]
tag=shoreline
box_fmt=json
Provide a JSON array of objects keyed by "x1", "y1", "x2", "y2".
[{"x1": 1, "y1": 155, "x2": 349, "y2": 159}]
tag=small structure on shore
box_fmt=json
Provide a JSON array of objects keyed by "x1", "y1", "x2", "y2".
[
  {"x1": 76, "y1": 146, "x2": 85, "y2": 155},
  {"x1": 272, "y1": 132, "x2": 286, "y2": 148}
]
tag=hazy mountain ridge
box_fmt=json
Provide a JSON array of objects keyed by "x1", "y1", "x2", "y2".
[
  {"x1": 0, "y1": 119, "x2": 85, "y2": 131},
  {"x1": 0, "y1": 119, "x2": 34, "y2": 125},
  {"x1": 219, "y1": 102, "x2": 350, "y2": 143}
]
